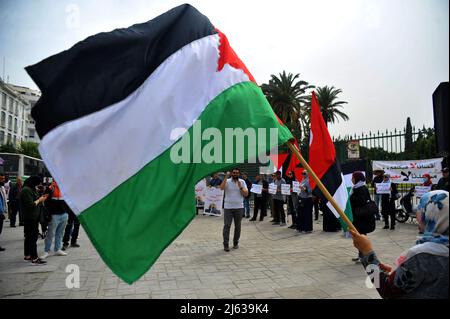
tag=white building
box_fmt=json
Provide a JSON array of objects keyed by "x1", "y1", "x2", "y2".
[
  {"x1": 7, "y1": 83, "x2": 41, "y2": 143},
  {"x1": 0, "y1": 79, "x2": 41, "y2": 146}
]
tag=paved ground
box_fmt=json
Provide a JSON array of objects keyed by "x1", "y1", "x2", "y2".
[{"x1": 0, "y1": 213, "x2": 419, "y2": 299}]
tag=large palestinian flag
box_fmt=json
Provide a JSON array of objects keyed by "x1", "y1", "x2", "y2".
[
  {"x1": 308, "y1": 93, "x2": 353, "y2": 229},
  {"x1": 26, "y1": 4, "x2": 292, "y2": 283}
]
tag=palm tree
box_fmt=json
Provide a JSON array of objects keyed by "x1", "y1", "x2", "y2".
[
  {"x1": 311, "y1": 86, "x2": 349, "y2": 125},
  {"x1": 261, "y1": 71, "x2": 314, "y2": 140}
]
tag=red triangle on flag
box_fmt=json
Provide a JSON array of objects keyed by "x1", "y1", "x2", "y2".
[{"x1": 270, "y1": 153, "x2": 289, "y2": 171}]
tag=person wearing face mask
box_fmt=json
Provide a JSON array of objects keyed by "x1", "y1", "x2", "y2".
[
  {"x1": 19, "y1": 176, "x2": 49, "y2": 264},
  {"x1": 422, "y1": 174, "x2": 433, "y2": 187},
  {"x1": 350, "y1": 190, "x2": 449, "y2": 299}
]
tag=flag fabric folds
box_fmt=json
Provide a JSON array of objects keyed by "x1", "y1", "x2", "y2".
[
  {"x1": 308, "y1": 92, "x2": 353, "y2": 229},
  {"x1": 26, "y1": 4, "x2": 292, "y2": 283}
]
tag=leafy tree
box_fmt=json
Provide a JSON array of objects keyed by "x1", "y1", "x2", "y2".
[
  {"x1": 18, "y1": 141, "x2": 41, "y2": 159},
  {"x1": 312, "y1": 86, "x2": 349, "y2": 125},
  {"x1": 261, "y1": 71, "x2": 314, "y2": 141},
  {"x1": 404, "y1": 117, "x2": 413, "y2": 154},
  {"x1": 0, "y1": 142, "x2": 18, "y2": 153}
]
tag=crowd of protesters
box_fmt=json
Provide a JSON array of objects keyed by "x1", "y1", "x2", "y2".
[
  {"x1": 0, "y1": 172, "x2": 81, "y2": 265},
  {"x1": 211, "y1": 166, "x2": 448, "y2": 299}
]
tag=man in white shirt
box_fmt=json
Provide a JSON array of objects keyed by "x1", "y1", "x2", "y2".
[{"x1": 220, "y1": 168, "x2": 248, "y2": 252}]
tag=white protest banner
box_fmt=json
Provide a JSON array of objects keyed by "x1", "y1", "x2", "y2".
[
  {"x1": 292, "y1": 181, "x2": 301, "y2": 193},
  {"x1": 194, "y1": 179, "x2": 207, "y2": 207},
  {"x1": 372, "y1": 158, "x2": 443, "y2": 184},
  {"x1": 375, "y1": 183, "x2": 391, "y2": 194},
  {"x1": 268, "y1": 183, "x2": 277, "y2": 195},
  {"x1": 203, "y1": 187, "x2": 224, "y2": 216},
  {"x1": 414, "y1": 186, "x2": 432, "y2": 198},
  {"x1": 251, "y1": 184, "x2": 262, "y2": 194},
  {"x1": 281, "y1": 184, "x2": 291, "y2": 195}
]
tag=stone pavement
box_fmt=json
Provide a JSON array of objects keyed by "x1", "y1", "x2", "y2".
[{"x1": 0, "y1": 214, "x2": 419, "y2": 299}]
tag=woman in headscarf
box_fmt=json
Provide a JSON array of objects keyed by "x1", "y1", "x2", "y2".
[
  {"x1": 349, "y1": 171, "x2": 375, "y2": 262},
  {"x1": 20, "y1": 176, "x2": 49, "y2": 264},
  {"x1": 285, "y1": 171, "x2": 299, "y2": 229},
  {"x1": 297, "y1": 171, "x2": 313, "y2": 233},
  {"x1": 380, "y1": 174, "x2": 398, "y2": 230},
  {"x1": 422, "y1": 174, "x2": 433, "y2": 187},
  {"x1": 351, "y1": 190, "x2": 448, "y2": 299}
]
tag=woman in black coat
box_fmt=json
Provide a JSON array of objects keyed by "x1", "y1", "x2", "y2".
[
  {"x1": 350, "y1": 171, "x2": 375, "y2": 262},
  {"x1": 380, "y1": 174, "x2": 398, "y2": 230}
]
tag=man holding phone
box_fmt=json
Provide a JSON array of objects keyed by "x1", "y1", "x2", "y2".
[{"x1": 220, "y1": 168, "x2": 248, "y2": 252}]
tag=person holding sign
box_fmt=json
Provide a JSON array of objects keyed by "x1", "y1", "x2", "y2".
[
  {"x1": 249, "y1": 175, "x2": 269, "y2": 221},
  {"x1": 272, "y1": 171, "x2": 287, "y2": 226},
  {"x1": 297, "y1": 171, "x2": 313, "y2": 233},
  {"x1": 285, "y1": 171, "x2": 299, "y2": 229},
  {"x1": 220, "y1": 169, "x2": 248, "y2": 252},
  {"x1": 380, "y1": 174, "x2": 398, "y2": 230}
]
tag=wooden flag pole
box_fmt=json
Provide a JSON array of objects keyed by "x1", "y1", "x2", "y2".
[{"x1": 287, "y1": 141, "x2": 359, "y2": 234}]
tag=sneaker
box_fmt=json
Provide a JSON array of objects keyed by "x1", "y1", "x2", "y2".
[
  {"x1": 70, "y1": 243, "x2": 80, "y2": 248},
  {"x1": 390, "y1": 226, "x2": 395, "y2": 230},
  {"x1": 249, "y1": 218, "x2": 256, "y2": 221},
  {"x1": 0, "y1": 247, "x2": 5, "y2": 252},
  {"x1": 54, "y1": 250, "x2": 67, "y2": 256},
  {"x1": 10, "y1": 225, "x2": 16, "y2": 228},
  {"x1": 233, "y1": 244, "x2": 239, "y2": 249},
  {"x1": 31, "y1": 258, "x2": 47, "y2": 265},
  {"x1": 351, "y1": 257, "x2": 360, "y2": 262},
  {"x1": 224, "y1": 246, "x2": 230, "y2": 252},
  {"x1": 383, "y1": 225, "x2": 389, "y2": 229},
  {"x1": 40, "y1": 252, "x2": 50, "y2": 259},
  {"x1": 24, "y1": 256, "x2": 32, "y2": 261}
]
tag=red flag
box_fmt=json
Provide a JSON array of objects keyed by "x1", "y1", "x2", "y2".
[
  {"x1": 270, "y1": 153, "x2": 289, "y2": 171},
  {"x1": 308, "y1": 92, "x2": 336, "y2": 189},
  {"x1": 286, "y1": 139, "x2": 302, "y2": 179}
]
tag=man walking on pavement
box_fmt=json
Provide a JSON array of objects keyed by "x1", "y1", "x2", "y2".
[{"x1": 220, "y1": 168, "x2": 248, "y2": 252}]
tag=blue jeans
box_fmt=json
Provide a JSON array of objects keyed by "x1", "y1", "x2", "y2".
[
  {"x1": 243, "y1": 198, "x2": 250, "y2": 217},
  {"x1": 44, "y1": 213, "x2": 68, "y2": 253}
]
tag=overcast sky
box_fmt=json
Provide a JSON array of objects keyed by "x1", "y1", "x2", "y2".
[{"x1": 0, "y1": 0, "x2": 448, "y2": 137}]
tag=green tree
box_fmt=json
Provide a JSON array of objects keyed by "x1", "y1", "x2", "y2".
[
  {"x1": 0, "y1": 142, "x2": 18, "y2": 153},
  {"x1": 404, "y1": 117, "x2": 413, "y2": 153},
  {"x1": 409, "y1": 128, "x2": 436, "y2": 160},
  {"x1": 261, "y1": 71, "x2": 314, "y2": 142},
  {"x1": 18, "y1": 141, "x2": 41, "y2": 159},
  {"x1": 309, "y1": 86, "x2": 349, "y2": 125}
]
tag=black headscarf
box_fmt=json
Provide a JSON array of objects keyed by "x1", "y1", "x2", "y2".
[{"x1": 23, "y1": 175, "x2": 42, "y2": 189}]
